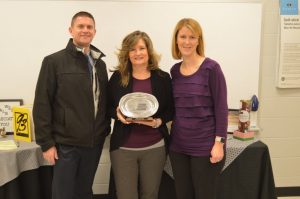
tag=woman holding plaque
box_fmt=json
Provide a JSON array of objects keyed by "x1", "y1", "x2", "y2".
[
  {"x1": 169, "y1": 18, "x2": 228, "y2": 199},
  {"x1": 108, "y1": 30, "x2": 174, "y2": 199}
]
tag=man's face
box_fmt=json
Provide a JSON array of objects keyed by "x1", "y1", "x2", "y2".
[{"x1": 69, "y1": 16, "x2": 96, "y2": 48}]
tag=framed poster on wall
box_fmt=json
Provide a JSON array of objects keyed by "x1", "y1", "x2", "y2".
[{"x1": 0, "y1": 99, "x2": 23, "y2": 134}]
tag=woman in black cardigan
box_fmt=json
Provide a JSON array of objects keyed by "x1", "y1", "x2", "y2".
[{"x1": 107, "y1": 30, "x2": 174, "y2": 199}]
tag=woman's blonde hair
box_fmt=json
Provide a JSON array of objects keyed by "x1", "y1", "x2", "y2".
[
  {"x1": 114, "y1": 30, "x2": 160, "y2": 87},
  {"x1": 171, "y1": 18, "x2": 205, "y2": 59}
]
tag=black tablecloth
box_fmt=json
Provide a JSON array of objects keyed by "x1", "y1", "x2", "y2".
[
  {"x1": 0, "y1": 166, "x2": 53, "y2": 199},
  {"x1": 216, "y1": 141, "x2": 276, "y2": 199}
]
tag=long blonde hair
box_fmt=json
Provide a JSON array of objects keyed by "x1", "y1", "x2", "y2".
[{"x1": 114, "y1": 30, "x2": 160, "y2": 87}]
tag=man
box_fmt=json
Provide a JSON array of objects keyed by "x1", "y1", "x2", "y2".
[{"x1": 33, "y1": 11, "x2": 111, "y2": 199}]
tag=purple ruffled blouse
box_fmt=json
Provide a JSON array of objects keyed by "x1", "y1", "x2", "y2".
[{"x1": 170, "y1": 58, "x2": 228, "y2": 157}]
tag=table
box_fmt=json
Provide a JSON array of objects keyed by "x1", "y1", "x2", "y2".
[
  {"x1": 1, "y1": 136, "x2": 277, "y2": 199},
  {"x1": 0, "y1": 136, "x2": 52, "y2": 199},
  {"x1": 109, "y1": 137, "x2": 277, "y2": 199}
]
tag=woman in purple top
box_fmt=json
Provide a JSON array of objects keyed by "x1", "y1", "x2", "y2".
[
  {"x1": 169, "y1": 18, "x2": 228, "y2": 199},
  {"x1": 108, "y1": 31, "x2": 174, "y2": 199}
]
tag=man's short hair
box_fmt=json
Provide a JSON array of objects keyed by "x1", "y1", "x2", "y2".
[{"x1": 71, "y1": 11, "x2": 95, "y2": 26}]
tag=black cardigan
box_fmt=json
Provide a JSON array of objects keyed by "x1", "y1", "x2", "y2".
[{"x1": 107, "y1": 69, "x2": 174, "y2": 152}]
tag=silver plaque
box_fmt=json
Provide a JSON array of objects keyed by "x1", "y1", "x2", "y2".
[{"x1": 119, "y1": 92, "x2": 159, "y2": 120}]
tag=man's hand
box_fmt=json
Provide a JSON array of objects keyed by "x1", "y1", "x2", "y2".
[{"x1": 43, "y1": 146, "x2": 58, "y2": 165}]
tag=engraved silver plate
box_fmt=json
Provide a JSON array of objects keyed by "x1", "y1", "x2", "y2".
[{"x1": 119, "y1": 92, "x2": 159, "y2": 119}]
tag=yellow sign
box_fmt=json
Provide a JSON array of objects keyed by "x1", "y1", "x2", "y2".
[{"x1": 13, "y1": 105, "x2": 34, "y2": 142}]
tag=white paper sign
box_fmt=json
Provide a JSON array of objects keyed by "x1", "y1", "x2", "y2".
[
  {"x1": 0, "y1": 100, "x2": 23, "y2": 133},
  {"x1": 277, "y1": 16, "x2": 300, "y2": 88}
]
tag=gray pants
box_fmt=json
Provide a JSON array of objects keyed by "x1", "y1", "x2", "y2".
[{"x1": 110, "y1": 147, "x2": 166, "y2": 199}]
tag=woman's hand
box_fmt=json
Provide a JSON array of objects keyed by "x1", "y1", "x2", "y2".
[
  {"x1": 132, "y1": 118, "x2": 162, "y2": 128},
  {"x1": 116, "y1": 107, "x2": 131, "y2": 124},
  {"x1": 210, "y1": 141, "x2": 224, "y2": 164}
]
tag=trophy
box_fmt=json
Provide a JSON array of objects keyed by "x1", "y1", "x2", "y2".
[
  {"x1": 119, "y1": 92, "x2": 159, "y2": 121},
  {"x1": 0, "y1": 127, "x2": 6, "y2": 138}
]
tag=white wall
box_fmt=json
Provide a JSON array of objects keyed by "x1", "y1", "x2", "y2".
[
  {"x1": 259, "y1": 0, "x2": 300, "y2": 187},
  {"x1": 0, "y1": 1, "x2": 261, "y2": 109}
]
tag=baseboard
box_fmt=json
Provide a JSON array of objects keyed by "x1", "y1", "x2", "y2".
[
  {"x1": 276, "y1": 187, "x2": 300, "y2": 197},
  {"x1": 94, "y1": 187, "x2": 300, "y2": 198},
  {"x1": 93, "y1": 194, "x2": 109, "y2": 199}
]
